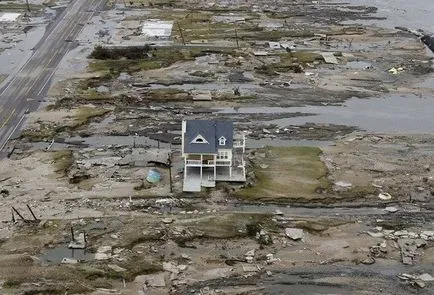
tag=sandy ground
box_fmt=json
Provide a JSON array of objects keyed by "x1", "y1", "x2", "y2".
[{"x1": 0, "y1": 0, "x2": 433, "y2": 294}]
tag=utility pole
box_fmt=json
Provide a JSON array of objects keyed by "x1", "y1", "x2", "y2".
[
  {"x1": 26, "y1": 0, "x2": 31, "y2": 12},
  {"x1": 168, "y1": 152, "x2": 173, "y2": 193}
]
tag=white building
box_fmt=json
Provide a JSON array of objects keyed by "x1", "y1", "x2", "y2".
[{"x1": 181, "y1": 120, "x2": 246, "y2": 192}]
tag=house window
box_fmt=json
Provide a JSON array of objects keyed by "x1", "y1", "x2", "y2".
[
  {"x1": 191, "y1": 134, "x2": 209, "y2": 144},
  {"x1": 217, "y1": 151, "x2": 229, "y2": 160},
  {"x1": 219, "y1": 136, "x2": 226, "y2": 146}
]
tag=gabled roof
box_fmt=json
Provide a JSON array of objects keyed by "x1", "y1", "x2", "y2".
[{"x1": 184, "y1": 120, "x2": 233, "y2": 154}]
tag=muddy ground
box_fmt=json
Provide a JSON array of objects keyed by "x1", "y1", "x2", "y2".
[{"x1": 0, "y1": 0, "x2": 434, "y2": 294}]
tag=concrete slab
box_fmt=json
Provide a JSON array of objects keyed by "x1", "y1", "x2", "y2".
[
  {"x1": 142, "y1": 20, "x2": 173, "y2": 38},
  {"x1": 321, "y1": 52, "x2": 338, "y2": 64},
  {"x1": 0, "y1": 13, "x2": 21, "y2": 22},
  {"x1": 192, "y1": 90, "x2": 212, "y2": 101}
]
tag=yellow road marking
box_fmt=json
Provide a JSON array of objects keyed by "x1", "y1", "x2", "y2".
[{"x1": 0, "y1": 108, "x2": 16, "y2": 128}]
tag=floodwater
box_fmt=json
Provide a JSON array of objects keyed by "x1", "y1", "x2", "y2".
[
  {"x1": 39, "y1": 246, "x2": 93, "y2": 265},
  {"x1": 251, "y1": 0, "x2": 434, "y2": 135},
  {"x1": 219, "y1": 94, "x2": 434, "y2": 133},
  {"x1": 345, "y1": 0, "x2": 434, "y2": 32}
]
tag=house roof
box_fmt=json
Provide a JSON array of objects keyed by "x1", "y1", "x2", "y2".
[{"x1": 184, "y1": 120, "x2": 233, "y2": 154}]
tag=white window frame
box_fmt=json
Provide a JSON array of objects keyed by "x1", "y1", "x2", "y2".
[
  {"x1": 219, "y1": 136, "x2": 226, "y2": 146},
  {"x1": 191, "y1": 134, "x2": 209, "y2": 144},
  {"x1": 217, "y1": 151, "x2": 229, "y2": 160}
]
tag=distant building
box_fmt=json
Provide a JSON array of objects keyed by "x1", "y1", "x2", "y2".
[{"x1": 181, "y1": 120, "x2": 246, "y2": 192}]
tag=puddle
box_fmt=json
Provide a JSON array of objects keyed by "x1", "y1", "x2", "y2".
[
  {"x1": 39, "y1": 246, "x2": 93, "y2": 265},
  {"x1": 66, "y1": 135, "x2": 171, "y2": 148},
  {"x1": 345, "y1": 60, "x2": 372, "y2": 70},
  {"x1": 218, "y1": 94, "x2": 434, "y2": 133}
]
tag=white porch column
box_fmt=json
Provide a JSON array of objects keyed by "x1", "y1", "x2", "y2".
[
  {"x1": 200, "y1": 154, "x2": 203, "y2": 180},
  {"x1": 213, "y1": 154, "x2": 216, "y2": 180},
  {"x1": 229, "y1": 166, "x2": 232, "y2": 179},
  {"x1": 184, "y1": 157, "x2": 187, "y2": 177}
]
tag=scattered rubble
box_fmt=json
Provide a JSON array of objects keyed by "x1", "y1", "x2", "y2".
[
  {"x1": 0, "y1": 1, "x2": 433, "y2": 294},
  {"x1": 285, "y1": 228, "x2": 304, "y2": 240},
  {"x1": 378, "y1": 193, "x2": 392, "y2": 200},
  {"x1": 135, "y1": 272, "x2": 167, "y2": 288},
  {"x1": 95, "y1": 245, "x2": 112, "y2": 260},
  {"x1": 398, "y1": 273, "x2": 434, "y2": 288},
  {"x1": 107, "y1": 264, "x2": 126, "y2": 272}
]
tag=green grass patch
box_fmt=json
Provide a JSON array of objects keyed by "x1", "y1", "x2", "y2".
[
  {"x1": 236, "y1": 147, "x2": 331, "y2": 202},
  {"x1": 293, "y1": 218, "x2": 349, "y2": 233},
  {"x1": 288, "y1": 51, "x2": 323, "y2": 63},
  {"x1": 43, "y1": 0, "x2": 58, "y2": 7},
  {"x1": 78, "y1": 89, "x2": 108, "y2": 101},
  {"x1": 256, "y1": 51, "x2": 323, "y2": 75},
  {"x1": 20, "y1": 122, "x2": 58, "y2": 141},
  {"x1": 216, "y1": 94, "x2": 257, "y2": 101},
  {"x1": 145, "y1": 88, "x2": 191, "y2": 101},
  {"x1": 174, "y1": 212, "x2": 275, "y2": 240},
  {"x1": 74, "y1": 107, "x2": 110, "y2": 126},
  {"x1": 88, "y1": 59, "x2": 161, "y2": 74},
  {"x1": 0, "y1": 3, "x2": 42, "y2": 11},
  {"x1": 2, "y1": 279, "x2": 23, "y2": 289},
  {"x1": 51, "y1": 150, "x2": 73, "y2": 174},
  {"x1": 88, "y1": 47, "x2": 215, "y2": 74},
  {"x1": 21, "y1": 107, "x2": 109, "y2": 141},
  {"x1": 338, "y1": 185, "x2": 378, "y2": 199},
  {"x1": 123, "y1": 0, "x2": 178, "y2": 7}
]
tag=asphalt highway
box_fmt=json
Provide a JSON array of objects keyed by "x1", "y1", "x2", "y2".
[{"x1": 0, "y1": 0, "x2": 105, "y2": 155}]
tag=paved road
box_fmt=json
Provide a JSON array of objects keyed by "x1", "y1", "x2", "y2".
[{"x1": 0, "y1": 0, "x2": 105, "y2": 155}]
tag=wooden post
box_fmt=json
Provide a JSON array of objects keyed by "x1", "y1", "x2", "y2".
[
  {"x1": 70, "y1": 226, "x2": 75, "y2": 241},
  {"x1": 235, "y1": 28, "x2": 239, "y2": 49},
  {"x1": 11, "y1": 209, "x2": 15, "y2": 223},
  {"x1": 26, "y1": 0, "x2": 31, "y2": 12},
  {"x1": 177, "y1": 22, "x2": 185, "y2": 45},
  {"x1": 11, "y1": 207, "x2": 27, "y2": 222},
  {"x1": 26, "y1": 204, "x2": 38, "y2": 220}
]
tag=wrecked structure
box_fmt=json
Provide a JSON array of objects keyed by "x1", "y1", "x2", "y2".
[{"x1": 0, "y1": 0, "x2": 433, "y2": 294}]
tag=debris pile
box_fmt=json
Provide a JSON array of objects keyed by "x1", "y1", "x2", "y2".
[{"x1": 398, "y1": 273, "x2": 434, "y2": 288}]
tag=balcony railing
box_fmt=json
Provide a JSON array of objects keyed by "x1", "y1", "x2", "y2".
[
  {"x1": 186, "y1": 160, "x2": 201, "y2": 165},
  {"x1": 186, "y1": 159, "x2": 234, "y2": 166}
]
